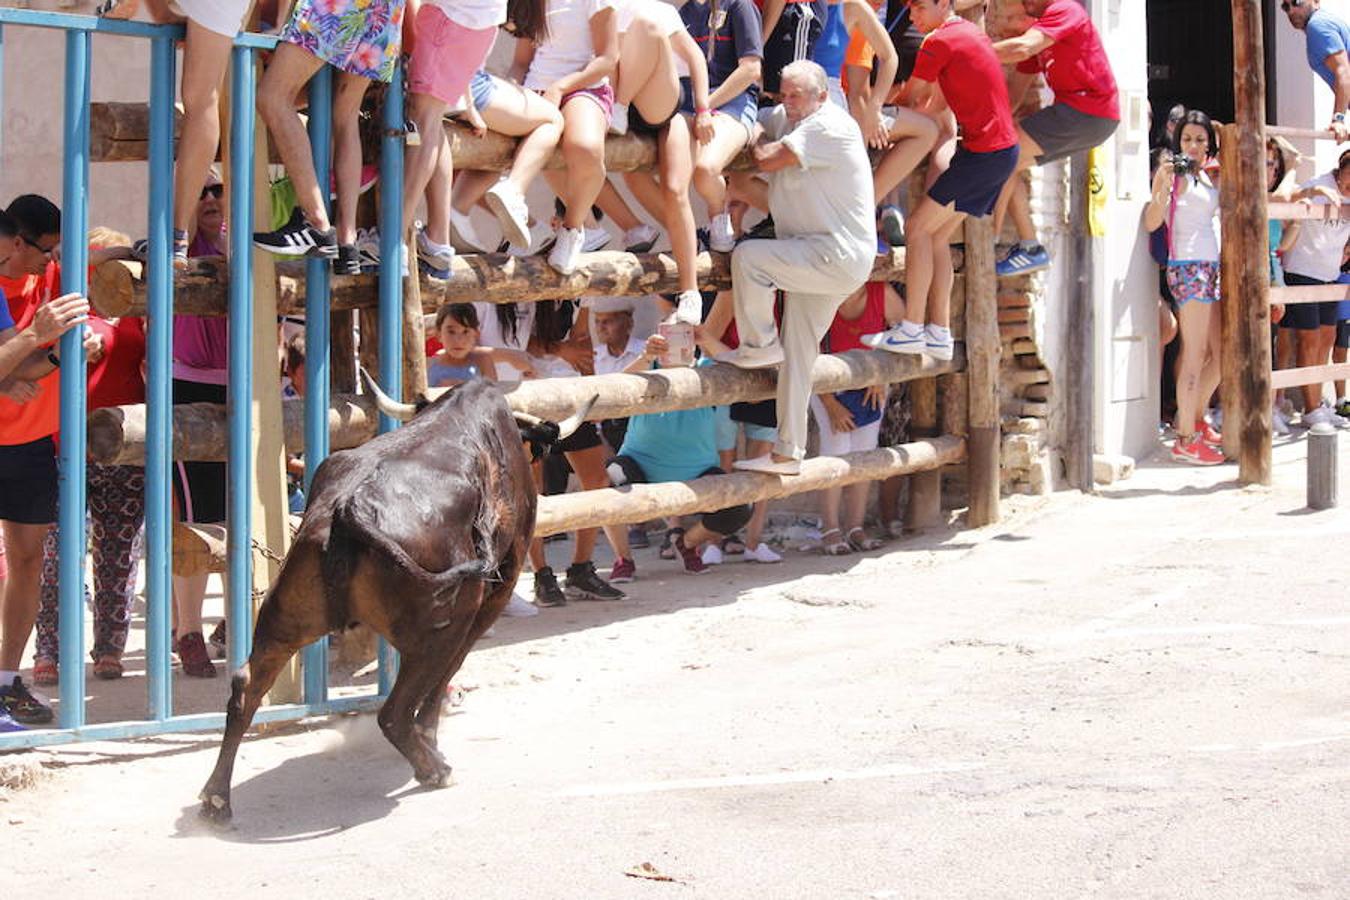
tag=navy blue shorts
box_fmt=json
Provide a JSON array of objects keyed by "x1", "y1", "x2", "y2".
[
  {"x1": 929, "y1": 144, "x2": 1019, "y2": 216},
  {"x1": 1281, "y1": 272, "x2": 1348, "y2": 330}
]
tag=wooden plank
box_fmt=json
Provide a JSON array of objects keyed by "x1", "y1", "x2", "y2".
[
  {"x1": 1269, "y1": 362, "x2": 1350, "y2": 391},
  {"x1": 1266, "y1": 125, "x2": 1340, "y2": 141},
  {"x1": 1266, "y1": 201, "x2": 1350, "y2": 221},
  {"x1": 1269, "y1": 284, "x2": 1350, "y2": 305},
  {"x1": 88, "y1": 346, "x2": 966, "y2": 466},
  {"x1": 89, "y1": 249, "x2": 918, "y2": 318},
  {"x1": 964, "y1": 215, "x2": 1000, "y2": 526}
]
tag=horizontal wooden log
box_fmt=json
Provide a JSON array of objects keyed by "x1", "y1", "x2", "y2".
[
  {"x1": 1267, "y1": 201, "x2": 1350, "y2": 221},
  {"x1": 1269, "y1": 284, "x2": 1350, "y2": 306},
  {"x1": 534, "y1": 437, "x2": 965, "y2": 536},
  {"x1": 89, "y1": 248, "x2": 924, "y2": 318},
  {"x1": 173, "y1": 516, "x2": 303, "y2": 577},
  {"x1": 1265, "y1": 125, "x2": 1339, "y2": 141},
  {"x1": 996, "y1": 308, "x2": 1030, "y2": 324},
  {"x1": 1006, "y1": 367, "x2": 1050, "y2": 386},
  {"x1": 89, "y1": 346, "x2": 964, "y2": 465},
  {"x1": 1017, "y1": 400, "x2": 1049, "y2": 418},
  {"x1": 1269, "y1": 362, "x2": 1350, "y2": 391}
]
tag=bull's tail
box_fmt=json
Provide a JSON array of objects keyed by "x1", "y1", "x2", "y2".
[{"x1": 322, "y1": 498, "x2": 493, "y2": 614}]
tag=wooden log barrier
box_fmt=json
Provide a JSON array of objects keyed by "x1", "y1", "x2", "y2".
[
  {"x1": 173, "y1": 437, "x2": 966, "y2": 573},
  {"x1": 88, "y1": 347, "x2": 965, "y2": 465},
  {"x1": 963, "y1": 216, "x2": 1000, "y2": 527},
  {"x1": 88, "y1": 248, "x2": 931, "y2": 318}
]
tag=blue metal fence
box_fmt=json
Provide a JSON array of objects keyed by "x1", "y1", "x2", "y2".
[{"x1": 0, "y1": 8, "x2": 405, "y2": 749}]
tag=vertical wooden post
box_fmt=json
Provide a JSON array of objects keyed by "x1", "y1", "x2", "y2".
[
  {"x1": 1220, "y1": 2, "x2": 1273, "y2": 486},
  {"x1": 357, "y1": 307, "x2": 380, "y2": 377},
  {"x1": 1066, "y1": 150, "x2": 1095, "y2": 491},
  {"x1": 964, "y1": 215, "x2": 1000, "y2": 526},
  {"x1": 402, "y1": 254, "x2": 428, "y2": 398},
  {"x1": 330, "y1": 309, "x2": 357, "y2": 393},
  {"x1": 905, "y1": 378, "x2": 941, "y2": 530}
]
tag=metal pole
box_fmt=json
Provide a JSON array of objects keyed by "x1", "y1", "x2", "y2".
[
  {"x1": 56, "y1": 29, "x2": 91, "y2": 730},
  {"x1": 226, "y1": 46, "x2": 256, "y2": 671},
  {"x1": 376, "y1": 66, "x2": 404, "y2": 694},
  {"x1": 144, "y1": 34, "x2": 176, "y2": 720},
  {"x1": 302, "y1": 65, "x2": 333, "y2": 705}
]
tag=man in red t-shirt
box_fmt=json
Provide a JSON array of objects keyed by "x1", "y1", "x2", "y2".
[
  {"x1": 862, "y1": 0, "x2": 1018, "y2": 362},
  {"x1": 0, "y1": 196, "x2": 97, "y2": 726},
  {"x1": 991, "y1": 0, "x2": 1120, "y2": 276}
]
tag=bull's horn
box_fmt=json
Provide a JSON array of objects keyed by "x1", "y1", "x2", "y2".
[
  {"x1": 359, "y1": 367, "x2": 418, "y2": 422},
  {"x1": 553, "y1": 394, "x2": 599, "y2": 441}
]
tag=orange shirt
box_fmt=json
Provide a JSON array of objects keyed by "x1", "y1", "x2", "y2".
[
  {"x1": 0, "y1": 264, "x2": 63, "y2": 447},
  {"x1": 840, "y1": 0, "x2": 885, "y2": 96}
]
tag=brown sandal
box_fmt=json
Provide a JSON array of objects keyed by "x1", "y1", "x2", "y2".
[
  {"x1": 177, "y1": 631, "x2": 218, "y2": 678},
  {"x1": 93, "y1": 654, "x2": 123, "y2": 680}
]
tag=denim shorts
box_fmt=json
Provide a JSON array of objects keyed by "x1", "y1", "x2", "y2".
[
  {"x1": 680, "y1": 82, "x2": 759, "y2": 141},
  {"x1": 469, "y1": 69, "x2": 497, "y2": 111},
  {"x1": 715, "y1": 406, "x2": 778, "y2": 450}
]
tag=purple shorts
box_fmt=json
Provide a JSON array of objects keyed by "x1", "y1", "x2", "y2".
[{"x1": 561, "y1": 84, "x2": 615, "y2": 123}]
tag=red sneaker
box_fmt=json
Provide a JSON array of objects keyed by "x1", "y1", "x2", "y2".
[
  {"x1": 1171, "y1": 433, "x2": 1224, "y2": 466},
  {"x1": 673, "y1": 531, "x2": 707, "y2": 574},
  {"x1": 609, "y1": 557, "x2": 636, "y2": 583},
  {"x1": 1195, "y1": 419, "x2": 1223, "y2": 447}
]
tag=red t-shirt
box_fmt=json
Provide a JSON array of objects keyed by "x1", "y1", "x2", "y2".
[
  {"x1": 911, "y1": 17, "x2": 1017, "y2": 153},
  {"x1": 87, "y1": 316, "x2": 146, "y2": 409},
  {"x1": 1015, "y1": 0, "x2": 1119, "y2": 121},
  {"x1": 825, "y1": 282, "x2": 888, "y2": 353},
  {"x1": 0, "y1": 265, "x2": 63, "y2": 446}
]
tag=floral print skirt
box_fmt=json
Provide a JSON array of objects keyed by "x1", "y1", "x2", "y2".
[{"x1": 280, "y1": 0, "x2": 405, "y2": 83}]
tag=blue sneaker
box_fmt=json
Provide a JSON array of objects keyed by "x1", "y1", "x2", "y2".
[
  {"x1": 862, "y1": 324, "x2": 925, "y2": 354},
  {"x1": 996, "y1": 243, "x2": 1051, "y2": 276},
  {"x1": 878, "y1": 205, "x2": 905, "y2": 247},
  {"x1": 876, "y1": 233, "x2": 890, "y2": 256},
  {"x1": 0, "y1": 707, "x2": 25, "y2": 733}
]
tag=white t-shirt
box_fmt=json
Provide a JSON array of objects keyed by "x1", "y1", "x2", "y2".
[
  {"x1": 1283, "y1": 173, "x2": 1350, "y2": 282},
  {"x1": 474, "y1": 301, "x2": 534, "y2": 380},
  {"x1": 1167, "y1": 174, "x2": 1221, "y2": 263},
  {"x1": 426, "y1": 0, "x2": 507, "y2": 31},
  {"x1": 525, "y1": 0, "x2": 615, "y2": 90},
  {"x1": 179, "y1": 0, "x2": 250, "y2": 37},
  {"x1": 594, "y1": 336, "x2": 647, "y2": 375},
  {"x1": 760, "y1": 102, "x2": 875, "y2": 271}
]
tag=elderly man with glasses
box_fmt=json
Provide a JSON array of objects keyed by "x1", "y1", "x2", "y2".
[{"x1": 1283, "y1": 0, "x2": 1350, "y2": 142}]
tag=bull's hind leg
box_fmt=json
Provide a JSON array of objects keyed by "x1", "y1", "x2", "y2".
[
  {"x1": 198, "y1": 636, "x2": 307, "y2": 824},
  {"x1": 413, "y1": 585, "x2": 486, "y2": 752},
  {"x1": 378, "y1": 648, "x2": 461, "y2": 787}
]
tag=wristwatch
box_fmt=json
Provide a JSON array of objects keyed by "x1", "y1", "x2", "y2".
[
  {"x1": 46, "y1": 349, "x2": 60, "y2": 369},
  {"x1": 1335, "y1": 112, "x2": 1347, "y2": 124}
]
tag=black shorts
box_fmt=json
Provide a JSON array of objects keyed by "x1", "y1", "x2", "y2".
[
  {"x1": 552, "y1": 420, "x2": 603, "y2": 455},
  {"x1": 0, "y1": 436, "x2": 58, "y2": 525},
  {"x1": 761, "y1": 1, "x2": 823, "y2": 96},
  {"x1": 1280, "y1": 273, "x2": 1346, "y2": 330},
  {"x1": 172, "y1": 379, "x2": 227, "y2": 524},
  {"x1": 1338, "y1": 319, "x2": 1350, "y2": 350},
  {"x1": 630, "y1": 82, "x2": 688, "y2": 135},
  {"x1": 929, "y1": 145, "x2": 1020, "y2": 216}
]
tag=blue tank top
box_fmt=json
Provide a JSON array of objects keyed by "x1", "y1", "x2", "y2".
[
  {"x1": 428, "y1": 359, "x2": 481, "y2": 387},
  {"x1": 812, "y1": 1, "x2": 849, "y2": 78}
]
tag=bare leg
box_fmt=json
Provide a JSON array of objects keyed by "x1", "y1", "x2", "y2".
[
  {"x1": 927, "y1": 212, "x2": 967, "y2": 329},
  {"x1": 992, "y1": 126, "x2": 1042, "y2": 240},
  {"x1": 0, "y1": 522, "x2": 47, "y2": 671},
  {"x1": 556, "y1": 97, "x2": 609, "y2": 229},
  {"x1": 566, "y1": 446, "x2": 631, "y2": 562},
  {"x1": 872, "y1": 109, "x2": 940, "y2": 203},
  {"x1": 173, "y1": 22, "x2": 233, "y2": 238},
  {"x1": 691, "y1": 116, "x2": 751, "y2": 214},
  {"x1": 1174, "y1": 300, "x2": 1216, "y2": 436},
  {"x1": 332, "y1": 71, "x2": 372, "y2": 246},
  {"x1": 657, "y1": 115, "x2": 698, "y2": 293},
  {"x1": 903, "y1": 198, "x2": 963, "y2": 327},
  {"x1": 1296, "y1": 328, "x2": 1324, "y2": 412},
  {"x1": 256, "y1": 43, "x2": 329, "y2": 229},
  {"x1": 403, "y1": 92, "x2": 452, "y2": 238}
]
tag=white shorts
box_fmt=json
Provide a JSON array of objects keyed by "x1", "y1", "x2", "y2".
[
  {"x1": 811, "y1": 396, "x2": 881, "y2": 458},
  {"x1": 178, "y1": 0, "x2": 249, "y2": 37}
]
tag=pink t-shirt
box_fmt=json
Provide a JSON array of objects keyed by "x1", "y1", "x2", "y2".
[{"x1": 174, "y1": 228, "x2": 228, "y2": 384}]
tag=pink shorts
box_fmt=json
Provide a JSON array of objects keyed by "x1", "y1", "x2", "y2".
[
  {"x1": 408, "y1": 6, "x2": 498, "y2": 106},
  {"x1": 562, "y1": 84, "x2": 615, "y2": 123}
]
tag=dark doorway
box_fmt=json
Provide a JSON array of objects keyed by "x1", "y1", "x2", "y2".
[{"x1": 1146, "y1": 0, "x2": 1235, "y2": 137}]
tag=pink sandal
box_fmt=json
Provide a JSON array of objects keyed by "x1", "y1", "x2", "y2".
[{"x1": 32, "y1": 657, "x2": 58, "y2": 687}]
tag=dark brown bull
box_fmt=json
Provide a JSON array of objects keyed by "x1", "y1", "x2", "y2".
[{"x1": 198, "y1": 373, "x2": 593, "y2": 823}]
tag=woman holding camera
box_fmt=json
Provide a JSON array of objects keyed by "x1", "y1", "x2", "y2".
[{"x1": 1144, "y1": 109, "x2": 1224, "y2": 466}]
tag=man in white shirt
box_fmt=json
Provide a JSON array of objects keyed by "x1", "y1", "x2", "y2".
[{"x1": 714, "y1": 60, "x2": 875, "y2": 475}]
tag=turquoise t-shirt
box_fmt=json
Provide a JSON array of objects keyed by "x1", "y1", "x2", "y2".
[{"x1": 619, "y1": 360, "x2": 718, "y2": 483}]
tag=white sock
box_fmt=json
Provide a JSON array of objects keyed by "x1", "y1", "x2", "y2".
[
  {"x1": 926, "y1": 324, "x2": 951, "y2": 342},
  {"x1": 899, "y1": 320, "x2": 923, "y2": 337},
  {"x1": 1018, "y1": 239, "x2": 1041, "y2": 251},
  {"x1": 0, "y1": 670, "x2": 18, "y2": 687}
]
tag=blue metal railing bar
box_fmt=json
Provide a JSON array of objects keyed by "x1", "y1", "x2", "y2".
[
  {"x1": 143, "y1": 35, "x2": 176, "y2": 721},
  {"x1": 225, "y1": 45, "x2": 256, "y2": 675},
  {"x1": 303, "y1": 66, "x2": 334, "y2": 705},
  {"x1": 56, "y1": 28, "x2": 92, "y2": 732}
]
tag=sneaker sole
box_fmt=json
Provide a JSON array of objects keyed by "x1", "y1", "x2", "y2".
[
  {"x1": 484, "y1": 191, "x2": 531, "y2": 249},
  {"x1": 626, "y1": 239, "x2": 658, "y2": 254},
  {"x1": 564, "y1": 586, "x2": 625, "y2": 600},
  {"x1": 875, "y1": 341, "x2": 927, "y2": 355},
  {"x1": 997, "y1": 260, "x2": 1051, "y2": 277},
  {"x1": 880, "y1": 211, "x2": 905, "y2": 247}
]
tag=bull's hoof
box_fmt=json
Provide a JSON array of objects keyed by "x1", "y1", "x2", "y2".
[
  {"x1": 198, "y1": 791, "x2": 234, "y2": 825},
  {"x1": 414, "y1": 760, "x2": 454, "y2": 789}
]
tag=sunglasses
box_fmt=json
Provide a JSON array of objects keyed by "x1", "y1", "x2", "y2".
[
  {"x1": 200, "y1": 183, "x2": 224, "y2": 200},
  {"x1": 19, "y1": 233, "x2": 57, "y2": 258},
  {"x1": 1281, "y1": 0, "x2": 1305, "y2": 11}
]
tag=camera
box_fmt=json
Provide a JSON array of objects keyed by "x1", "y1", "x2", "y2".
[{"x1": 1170, "y1": 153, "x2": 1197, "y2": 177}]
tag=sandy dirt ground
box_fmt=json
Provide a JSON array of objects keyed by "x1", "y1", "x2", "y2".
[{"x1": 2, "y1": 437, "x2": 1348, "y2": 899}]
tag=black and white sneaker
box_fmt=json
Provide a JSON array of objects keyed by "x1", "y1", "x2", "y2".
[
  {"x1": 564, "y1": 561, "x2": 626, "y2": 601},
  {"x1": 253, "y1": 207, "x2": 337, "y2": 259},
  {"x1": 533, "y1": 567, "x2": 567, "y2": 608},
  {"x1": 333, "y1": 244, "x2": 362, "y2": 276}
]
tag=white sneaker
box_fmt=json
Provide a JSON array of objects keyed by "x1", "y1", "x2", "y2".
[
  {"x1": 508, "y1": 220, "x2": 555, "y2": 258},
  {"x1": 501, "y1": 591, "x2": 539, "y2": 618},
  {"x1": 924, "y1": 326, "x2": 953, "y2": 361},
  {"x1": 548, "y1": 226, "x2": 585, "y2": 274},
  {"x1": 669, "y1": 290, "x2": 703, "y2": 326},
  {"x1": 733, "y1": 453, "x2": 801, "y2": 476},
  {"x1": 1303, "y1": 405, "x2": 1334, "y2": 428},
  {"x1": 863, "y1": 324, "x2": 925, "y2": 355},
  {"x1": 609, "y1": 103, "x2": 629, "y2": 136},
  {"x1": 355, "y1": 227, "x2": 381, "y2": 271},
  {"x1": 484, "y1": 180, "x2": 532, "y2": 249},
  {"x1": 448, "y1": 207, "x2": 489, "y2": 254},
  {"x1": 623, "y1": 223, "x2": 660, "y2": 253},
  {"x1": 1272, "y1": 405, "x2": 1292, "y2": 437},
  {"x1": 709, "y1": 212, "x2": 736, "y2": 252},
  {"x1": 714, "y1": 343, "x2": 785, "y2": 369},
  {"x1": 582, "y1": 226, "x2": 612, "y2": 252},
  {"x1": 745, "y1": 542, "x2": 783, "y2": 563},
  {"x1": 701, "y1": 544, "x2": 724, "y2": 565},
  {"x1": 416, "y1": 227, "x2": 455, "y2": 278}
]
